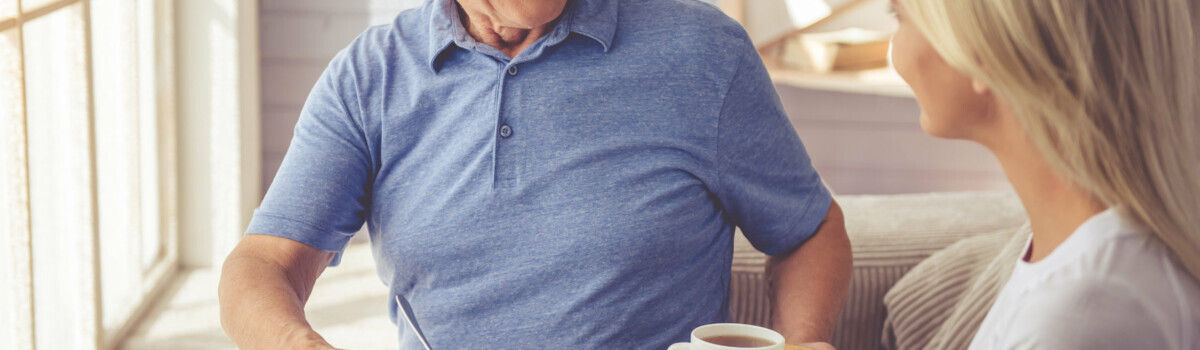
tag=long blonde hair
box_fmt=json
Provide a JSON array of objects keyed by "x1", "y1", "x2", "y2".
[{"x1": 898, "y1": 0, "x2": 1200, "y2": 279}]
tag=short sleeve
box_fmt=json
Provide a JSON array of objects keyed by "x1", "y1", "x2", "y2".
[
  {"x1": 995, "y1": 279, "x2": 1173, "y2": 349},
  {"x1": 712, "y1": 41, "x2": 832, "y2": 256},
  {"x1": 246, "y1": 49, "x2": 374, "y2": 266}
]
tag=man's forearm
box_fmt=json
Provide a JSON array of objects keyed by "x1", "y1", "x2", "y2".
[
  {"x1": 768, "y1": 200, "x2": 852, "y2": 343},
  {"x1": 219, "y1": 254, "x2": 334, "y2": 350}
]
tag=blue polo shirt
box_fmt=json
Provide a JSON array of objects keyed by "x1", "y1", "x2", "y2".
[{"x1": 247, "y1": 0, "x2": 832, "y2": 348}]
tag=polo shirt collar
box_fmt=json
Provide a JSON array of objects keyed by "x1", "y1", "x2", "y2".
[
  {"x1": 427, "y1": 0, "x2": 618, "y2": 72},
  {"x1": 566, "y1": 0, "x2": 618, "y2": 52}
]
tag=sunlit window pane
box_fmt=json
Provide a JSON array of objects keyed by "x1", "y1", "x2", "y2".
[
  {"x1": 24, "y1": 3, "x2": 99, "y2": 349},
  {"x1": 92, "y1": 0, "x2": 142, "y2": 334},
  {"x1": 19, "y1": 0, "x2": 57, "y2": 13},
  {"x1": 11, "y1": 0, "x2": 178, "y2": 347},
  {"x1": 0, "y1": 27, "x2": 33, "y2": 350},
  {"x1": 1, "y1": 0, "x2": 16, "y2": 21},
  {"x1": 136, "y1": 0, "x2": 163, "y2": 271}
]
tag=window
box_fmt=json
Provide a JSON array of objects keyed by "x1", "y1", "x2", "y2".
[{"x1": 0, "y1": 0, "x2": 177, "y2": 348}]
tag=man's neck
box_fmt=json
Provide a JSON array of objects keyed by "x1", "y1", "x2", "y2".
[
  {"x1": 987, "y1": 130, "x2": 1107, "y2": 263},
  {"x1": 457, "y1": 4, "x2": 560, "y2": 59}
]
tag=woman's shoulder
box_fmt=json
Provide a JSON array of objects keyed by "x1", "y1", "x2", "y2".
[
  {"x1": 1020, "y1": 211, "x2": 1196, "y2": 303},
  {"x1": 1003, "y1": 237, "x2": 1200, "y2": 349},
  {"x1": 1026, "y1": 224, "x2": 1200, "y2": 312},
  {"x1": 997, "y1": 274, "x2": 1186, "y2": 349},
  {"x1": 1066, "y1": 224, "x2": 1199, "y2": 299}
]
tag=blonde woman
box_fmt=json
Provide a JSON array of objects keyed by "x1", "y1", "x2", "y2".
[{"x1": 888, "y1": 0, "x2": 1200, "y2": 348}]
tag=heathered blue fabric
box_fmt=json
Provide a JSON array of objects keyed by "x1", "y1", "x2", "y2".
[{"x1": 246, "y1": 0, "x2": 832, "y2": 348}]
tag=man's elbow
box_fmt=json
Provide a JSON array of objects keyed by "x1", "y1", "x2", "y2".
[
  {"x1": 815, "y1": 199, "x2": 852, "y2": 270},
  {"x1": 818, "y1": 199, "x2": 850, "y2": 259},
  {"x1": 767, "y1": 199, "x2": 850, "y2": 280},
  {"x1": 777, "y1": 199, "x2": 848, "y2": 257}
]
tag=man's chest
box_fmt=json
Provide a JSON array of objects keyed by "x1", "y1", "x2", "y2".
[
  {"x1": 368, "y1": 56, "x2": 729, "y2": 201},
  {"x1": 355, "y1": 44, "x2": 741, "y2": 270}
]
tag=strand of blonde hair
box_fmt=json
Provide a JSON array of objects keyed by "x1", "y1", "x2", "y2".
[{"x1": 899, "y1": 0, "x2": 1200, "y2": 279}]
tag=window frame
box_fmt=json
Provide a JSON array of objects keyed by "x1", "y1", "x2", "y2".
[{"x1": 1, "y1": 0, "x2": 179, "y2": 348}]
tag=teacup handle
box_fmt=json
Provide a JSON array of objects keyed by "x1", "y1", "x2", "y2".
[{"x1": 667, "y1": 342, "x2": 691, "y2": 350}]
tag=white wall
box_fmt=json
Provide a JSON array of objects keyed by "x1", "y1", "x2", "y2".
[
  {"x1": 745, "y1": 0, "x2": 897, "y2": 44},
  {"x1": 178, "y1": 0, "x2": 262, "y2": 268},
  {"x1": 776, "y1": 85, "x2": 1009, "y2": 195}
]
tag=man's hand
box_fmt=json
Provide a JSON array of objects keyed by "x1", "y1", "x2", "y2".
[
  {"x1": 219, "y1": 234, "x2": 338, "y2": 350},
  {"x1": 768, "y1": 199, "x2": 852, "y2": 344}
]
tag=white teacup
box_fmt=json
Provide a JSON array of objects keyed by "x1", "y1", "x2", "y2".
[{"x1": 668, "y1": 323, "x2": 786, "y2": 350}]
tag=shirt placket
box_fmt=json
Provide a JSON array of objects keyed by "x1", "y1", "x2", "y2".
[
  {"x1": 479, "y1": 24, "x2": 569, "y2": 190},
  {"x1": 493, "y1": 58, "x2": 520, "y2": 189}
]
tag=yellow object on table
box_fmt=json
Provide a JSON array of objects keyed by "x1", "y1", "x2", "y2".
[{"x1": 786, "y1": 345, "x2": 814, "y2": 350}]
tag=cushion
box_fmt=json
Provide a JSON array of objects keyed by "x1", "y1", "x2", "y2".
[
  {"x1": 881, "y1": 223, "x2": 1031, "y2": 349},
  {"x1": 728, "y1": 191, "x2": 1026, "y2": 350}
]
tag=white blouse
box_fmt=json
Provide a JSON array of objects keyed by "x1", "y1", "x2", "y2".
[{"x1": 969, "y1": 207, "x2": 1200, "y2": 349}]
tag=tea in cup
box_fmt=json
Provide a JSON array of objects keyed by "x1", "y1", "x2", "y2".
[{"x1": 667, "y1": 323, "x2": 785, "y2": 350}]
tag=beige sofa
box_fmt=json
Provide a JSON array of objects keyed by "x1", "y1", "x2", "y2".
[{"x1": 729, "y1": 191, "x2": 1027, "y2": 350}]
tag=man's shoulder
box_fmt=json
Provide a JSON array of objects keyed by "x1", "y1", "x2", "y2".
[
  {"x1": 332, "y1": 6, "x2": 430, "y2": 74},
  {"x1": 620, "y1": 0, "x2": 735, "y2": 25},
  {"x1": 347, "y1": 25, "x2": 398, "y2": 53},
  {"x1": 354, "y1": 6, "x2": 428, "y2": 49},
  {"x1": 618, "y1": 0, "x2": 751, "y2": 49}
]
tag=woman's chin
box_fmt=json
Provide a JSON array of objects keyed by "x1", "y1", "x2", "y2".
[
  {"x1": 918, "y1": 112, "x2": 964, "y2": 140},
  {"x1": 918, "y1": 112, "x2": 941, "y2": 137}
]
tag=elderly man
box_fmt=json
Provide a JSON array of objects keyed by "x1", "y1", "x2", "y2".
[{"x1": 218, "y1": 0, "x2": 851, "y2": 349}]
